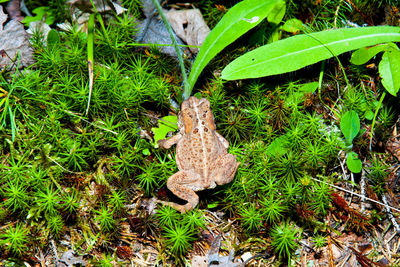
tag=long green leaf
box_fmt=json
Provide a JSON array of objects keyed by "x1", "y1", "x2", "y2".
[
  {"x1": 221, "y1": 26, "x2": 400, "y2": 80},
  {"x1": 187, "y1": 0, "x2": 285, "y2": 93}
]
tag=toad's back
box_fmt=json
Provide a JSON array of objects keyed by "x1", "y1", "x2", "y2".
[{"x1": 175, "y1": 97, "x2": 226, "y2": 176}]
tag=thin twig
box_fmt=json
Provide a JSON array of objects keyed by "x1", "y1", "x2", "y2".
[
  {"x1": 360, "y1": 168, "x2": 366, "y2": 212},
  {"x1": 382, "y1": 194, "x2": 400, "y2": 233},
  {"x1": 310, "y1": 177, "x2": 400, "y2": 213}
]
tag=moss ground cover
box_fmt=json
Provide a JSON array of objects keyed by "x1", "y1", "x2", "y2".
[{"x1": 0, "y1": 0, "x2": 399, "y2": 265}]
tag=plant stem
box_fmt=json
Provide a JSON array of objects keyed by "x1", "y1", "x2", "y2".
[
  {"x1": 151, "y1": 0, "x2": 190, "y2": 100},
  {"x1": 369, "y1": 91, "x2": 385, "y2": 151}
]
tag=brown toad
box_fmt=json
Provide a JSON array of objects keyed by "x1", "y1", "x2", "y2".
[{"x1": 158, "y1": 97, "x2": 240, "y2": 213}]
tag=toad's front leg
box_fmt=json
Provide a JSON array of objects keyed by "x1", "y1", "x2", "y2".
[
  {"x1": 161, "y1": 170, "x2": 202, "y2": 213},
  {"x1": 158, "y1": 133, "x2": 182, "y2": 149}
]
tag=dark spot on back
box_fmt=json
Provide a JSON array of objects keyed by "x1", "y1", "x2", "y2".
[
  {"x1": 193, "y1": 128, "x2": 199, "y2": 134},
  {"x1": 204, "y1": 127, "x2": 208, "y2": 132}
]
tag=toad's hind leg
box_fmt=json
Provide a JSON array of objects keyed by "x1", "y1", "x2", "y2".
[
  {"x1": 213, "y1": 153, "x2": 240, "y2": 186},
  {"x1": 162, "y1": 171, "x2": 201, "y2": 213}
]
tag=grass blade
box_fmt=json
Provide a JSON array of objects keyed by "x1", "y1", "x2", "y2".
[{"x1": 85, "y1": 13, "x2": 95, "y2": 115}]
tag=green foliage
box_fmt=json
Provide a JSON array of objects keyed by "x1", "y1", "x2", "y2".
[
  {"x1": 340, "y1": 111, "x2": 360, "y2": 145},
  {"x1": 108, "y1": 190, "x2": 127, "y2": 213},
  {"x1": 162, "y1": 223, "x2": 197, "y2": 255},
  {"x1": 379, "y1": 46, "x2": 400, "y2": 96},
  {"x1": 61, "y1": 189, "x2": 80, "y2": 213},
  {"x1": 35, "y1": 185, "x2": 62, "y2": 216},
  {"x1": 24, "y1": 0, "x2": 68, "y2": 24},
  {"x1": 310, "y1": 179, "x2": 332, "y2": 216},
  {"x1": 1, "y1": 180, "x2": 29, "y2": 212},
  {"x1": 156, "y1": 206, "x2": 204, "y2": 256},
  {"x1": 347, "y1": 152, "x2": 362, "y2": 173},
  {"x1": 352, "y1": 42, "x2": 400, "y2": 96},
  {"x1": 238, "y1": 202, "x2": 264, "y2": 232},
  {"x1": 136, "y1": 163, "x2": 162, "y2": 196},
  {"x1": 59, "y1": 139, "x2": 90, "y2": 171},
  {"x1": 95, "y1": 12, "x2": 139, "y2": 63},
  {"x1": 258, "y1": 175, "x2": 280, "y2": 197},
  {"x1": 152, "y1": 116, "x2": 178, "y2": 147},
  {"x1": 0, "y1": 0, "x2": 395, "y2": 264},
  {"x1": 303, "y1": 141, "x2": 326, "y2": 170},
  {"x1": 343, "y1": 86, "x2": 374, "y2": 120},
  {"x1": 377, "y1": 106, "x2": 395, "y2": 129},
  {"x1": 340, "y1": 110, "x2": 362, "y2": 173},
  {"x1": 0, "y1": 223, "x2": 30, "y2": 257},
  {"x1": 96, "y1": 253, "x2": 115, "y2": 267},
  {"x1": 219, "y1": 107, "x2": 252, "y2": 141},
  {"x1": 272, "y1": 151, "x2": 304, "y2": 181},
  {"x1": 270, "y1": 221, "x2": 301, "y2": 263},
  {"x1": 367, "y1": 155, "x2": 389, "y2": 195},
  {"x1": 260, "y1": 196, "x2": 287, "y2": 225},
  {"x1": 121, "y1": 0, "x2": 143, "y2": 18},
  {"x1": 156, "y1": 206, "x2": 180, "y2": 228},
  {"x1": 95, "y1": 205, "x2": 115, "y2": 232},
  {"x1": 47, "y1": 214, "x2": 64, "y2": 238},
  {"x1": 21, "y1": 6, "x2": 56, "y2": 26},
  {"x1": 244, "y1": 98, "x2": 269, "y2": 133},
  {"x1": 181, "y1": 209, "x2": 206, "y2": 231},
  {"x1": 312, "y1": 234, "x2": 327, "y2": 249},
  {"x1": 285, "y1": 123, "x2": 305, "y2": 151}
]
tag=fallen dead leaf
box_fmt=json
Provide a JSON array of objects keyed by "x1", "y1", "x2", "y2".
[
  {"x1": 0, "y1": 8, "x2": 34, "y2": 69},
  {"x1": 0, "y1": 6, "x2": 7, "y2": 31},
  {"x1": 164, "y1": 8, "x2": 210, "y2": 53}
]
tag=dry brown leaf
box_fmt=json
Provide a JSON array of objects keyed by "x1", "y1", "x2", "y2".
[
  {"x1": 0, "y1": 6, "x2": 7, "y2": 31},
  {"x1": 164, "y1": 8, "x2": 210, "y2": 53},
  {"x1": 386, "y1": 135, "x2": 400, "y2": 161},
  {"x1": 0, "y1": 12, "x2": 34, "y2": 69}
]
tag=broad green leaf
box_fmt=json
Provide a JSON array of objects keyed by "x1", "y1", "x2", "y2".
[
  {"x1": 340, "y1": 110, "x2": 360, "y2": 144},
  {"x1": 21, "y1": 7, "x2": 56, "y2": 26},
  {"x1": 188, "y1": 0, "x2": 285, "y2": 91},
  {"x1": 346, "y1": 152, "x2": 362, "y2": 173},
  {"x1": 364, "y1": 109, "x2": 374, "y2": 120},
  {"x1": 266, "y1": 135, "x2": 288, "y2": 157},
  {"x1": 286, "y1": 81, "x2": 318, "y2": 105},
  {"x1": 142, "y1": 148, "x2": 150, "y2": 156},
  {"x1": 299, "y1": 81, "x2": 318, "y2": 93},
  {"x1": 281, "y1": 18, "x2": 303, "y2": 33},
  {"x1": 151, "y1": 116, "x2": 178, "y2": 147},
  {"x1": 47, "y1": 29, "x2": 60, "y2": 47},
  {"x1": 221, "y1": 26, "x2": 400, "y2": 80},
  {"x1": 379, "y1": 49, "x2": 400, "y2": 96},
  {"x1": 350, "y1": 43, "x2": 396, "y2": 65}
]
